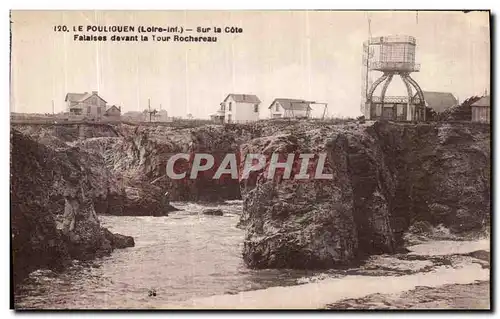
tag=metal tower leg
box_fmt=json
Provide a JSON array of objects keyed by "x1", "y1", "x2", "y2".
[
  {"x1": 366, "y1": 73, "x2": 389, "y2": 119},
  {"x1": 367, "y1": 73, "x2": 389, "y2": 101},
  {"x1": 401, "y1": 74, "x2": 414, "y2": 121},
  {"x1": 406, "y1": 75, "x2": 426, "y2": 122},
  {"x1": 380, "y1": 74, "x2": 394, "y2": 107}
]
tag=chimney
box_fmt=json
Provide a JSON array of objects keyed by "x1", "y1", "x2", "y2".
[
  {"x1": 84, "y1": 92, "x2": 88, "y2": 94},
  {"x1": 92, "y1": 91, "x2": 98, "y2": 95}
]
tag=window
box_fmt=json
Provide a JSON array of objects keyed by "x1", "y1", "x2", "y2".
[
  {"x1": 229, "y1": 102, "x2": 232, "y2": 111},
  {"x1": 275, "y1": 103, "x2": 279, "y2": 112},
  {"x1": 396, "y1": 105, "x2": 404, "y2": 116},
  {"x1": 97, "y1": 107, "x2": 102, "y2": 115},
  {"x1": 254, "y1": 104, "x2": 259, "y2": 113},
  {"x1": 396, "y1": 104, "x2": 405, "y2": 120},
  {"x1": 87, "y1": 106, "x2": 91, "y2": 114},
  {"x1": 227, "y1": 114, "x2": 232, "y2": 123}
]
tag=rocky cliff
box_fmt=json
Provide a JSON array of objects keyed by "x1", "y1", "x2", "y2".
[
  {"x1": 238, "y1": 121, "x2": 490, "y2": 269},
  {"x1": 12, "y1": 120, "x2": 490, "y2": 271},
  {"x1": 14, "y1": 123, "x2": 261, "y2": 215},
  {"x1": 11, "y1": 129, "x2": 134, "y2": 285}
]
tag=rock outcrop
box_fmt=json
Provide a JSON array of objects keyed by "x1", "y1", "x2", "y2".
[
  {"x1": 239, "y1": 121, "x2": 490, "y2": 269},
  {"x1": 202, "y1": 209, "x2": 224, "y2": 216},
  {"x1": 13, "y1": 123, "x2": 264, "y2": 216},
  {"x1": 10, "y1": 129, "x2": 134, "y2": 285},
  {"x1": 12, "y1": 120, "x2": 490, "y2": 271},
  {"x1": 61, "y1": 124, "x2": 260, "y2": 213}
]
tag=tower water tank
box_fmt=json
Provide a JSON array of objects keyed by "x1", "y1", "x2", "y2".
[{"x1": 363, "y1": 35, "x2": 426, "y2": 121}]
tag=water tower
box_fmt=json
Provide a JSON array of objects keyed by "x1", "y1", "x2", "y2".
[{"x1": 362, "y1": 35, "x2": 426, "y2": 121}]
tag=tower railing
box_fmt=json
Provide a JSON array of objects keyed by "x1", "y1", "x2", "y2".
[
  {"x1": 369, "y1": 61, "x2": 421, "y2": 72},
  {"x1": 371, "y1": 96, "x2": 421, "y2": 104},
  {"x1": 367, "y1": 35, "x2": 417, "y2": 45}
]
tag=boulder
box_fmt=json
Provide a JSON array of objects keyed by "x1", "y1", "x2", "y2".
[
  {"x1": 103, "y1": 228, "x2": 135, "y2": 249},
  {"x1": 202, "y1": 208, "x2": 224, "y2": 216}
]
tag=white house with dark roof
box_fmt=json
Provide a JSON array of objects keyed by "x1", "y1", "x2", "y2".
[
  {"x1": 216, "y1": 94, "x2": 261, "y2": 123},
  {"x1": 65, "y1": 91, "x2": 107, "y2": 119},
  {"x1": 269, "y1": 98, "x2": 314, "y2": 119}
]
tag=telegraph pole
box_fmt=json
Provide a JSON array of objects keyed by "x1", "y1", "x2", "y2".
[
  {"x1": 365, "y1": 14, "x2": 372, "y2": 100},
  {"x1": 320, "y1": 103, "x2": 328, "y2": 120},
  {"x1": 52, "y1": 100, "x2": 55, "y2": 115},
  {"x1": 9, "y1": 11, "x2": 14, "y2": 113},
  {"x1": 148, "y1": 98, "x2": 151, "y2": 122},
  {"x1": 360, "y1": 13, "x2": 372, "y2": 116},
  {"x1": 147, "y1": 98, "x2": 157, "y2": 122}
]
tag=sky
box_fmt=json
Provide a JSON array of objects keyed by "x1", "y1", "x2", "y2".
[{"x1": 10, "y1": 10, "x2": 490, "y2": 118}]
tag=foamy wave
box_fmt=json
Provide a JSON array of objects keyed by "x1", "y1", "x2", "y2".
[
  {"x1": 166, "y1": 239, "x2": 490, "y2": 309},
  {"x1": 170, "y1": 263, "x2": 487, "y2": 309},
  {"x1": 296, "y1": 273, "x2": 333, "y2": 284}
]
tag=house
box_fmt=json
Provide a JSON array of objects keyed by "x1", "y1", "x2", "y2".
[
  {"x1": 157, "y1": 109, "x2": 170, "y2": 122},
  {"x1": 471, "y1": 95, "x2": 490, "y2": 123},
  {"x1": 210, "y1": 110, "x2": 225, "y2": 124},
  {"x1": 150, "y1": 109, "x2": 170, "y2": 122},
  {"x1": 269, "y1": 98, "x2": 313, "y2": 118},
  {"x1": 65, "y1": 91, "x2": 107, "y2": 119},
  {"x1": 415, "y1": 91, "x2": 458, "y2": 113},
  {"x1": 219, "y1": 94, "x2": 261, "y2": 123},
  {"x1": 103, "y1": 105, "x2": 121, "y2": 121}
]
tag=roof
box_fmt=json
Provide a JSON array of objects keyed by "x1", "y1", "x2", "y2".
[
  {"x1": 415, "y1": 91, "x2": 458, "y2": 113},
  {"x1": 65, "y1": 93, "x2": 90, "y2": 102},
  {"x1": 269, "y1": 98, "x2": 314, "y2": 111},
  {"x1": 223, "y1": 94, "x2": 261, "y2": 104},
  {"x1": 65, "y1": 92, "x2": 107, "y2": 103},
  {"x1": 105, "y1": 105, "x2": 121, "y2": 115},
  {"x1": 471, "y1": 95, "x2": 490, "y2": 108}
]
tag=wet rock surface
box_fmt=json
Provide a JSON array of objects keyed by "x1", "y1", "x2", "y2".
[
  {"x1": 102, "y1": 228, "x2": 135, "y2": 249},
  {"x1": 326, "y1": 281, "x2": 490, "y2": 310},
  {"x1": 202, "y1": 209, "x2": 224, "y2": 216},
  {"x1": 323, "y1": 237, "x2": 491, "y2": 310}
]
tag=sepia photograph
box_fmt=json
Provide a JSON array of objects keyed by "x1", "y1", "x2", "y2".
[{"x1": 9, "y1": 9, "x2": 491, "y2": 310}]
